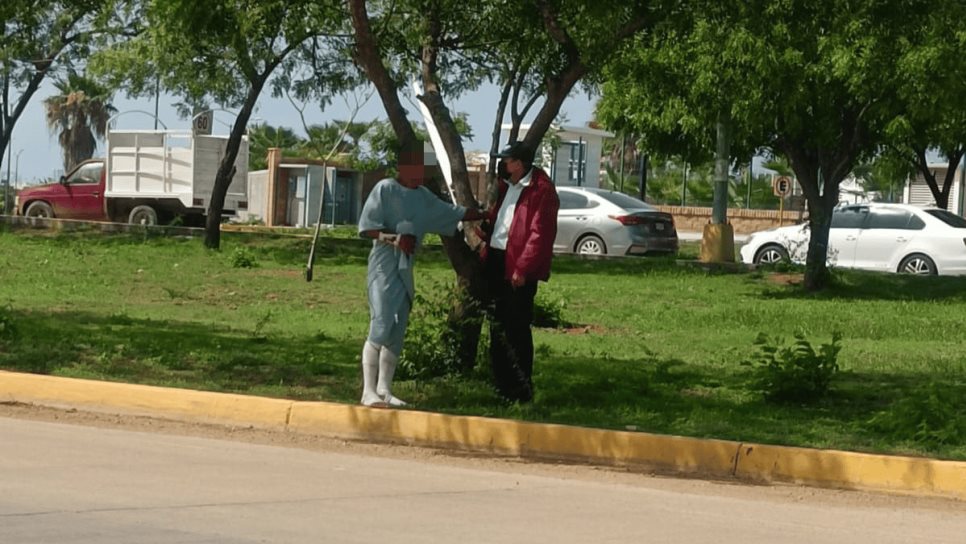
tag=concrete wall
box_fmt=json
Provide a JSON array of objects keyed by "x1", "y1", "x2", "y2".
[{"x1": 656, "y1": 205, "x2": 805, "y2": 234}]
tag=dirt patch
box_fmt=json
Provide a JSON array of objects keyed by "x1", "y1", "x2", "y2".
[
  {"x1": 553, "y1": 324, "x2": 607, "y2": 335},
  {"x1": 766, "y1": 272, "x2": 804, "y2": 286}
]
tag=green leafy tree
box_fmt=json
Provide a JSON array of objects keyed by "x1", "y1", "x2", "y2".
[
  {"x1": 880, "y1": 2, "x2": 966, "y2": 210},
  {"x1": 1, "y1": 0, "x2": 127, "y2": 177},
  {"x1": 92, "y1": 0, "x2": 354, "y2": 249},
  {"x1": 43, "y1": 73, "x2": 116, "y2": 172},
  {"x1": 598, "y1": 0, "x2": 939, "y2": 290}
]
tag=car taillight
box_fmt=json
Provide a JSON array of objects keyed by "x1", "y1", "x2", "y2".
[{"x1": 609, "y1": 214, "x2": 645, "y2": 225}]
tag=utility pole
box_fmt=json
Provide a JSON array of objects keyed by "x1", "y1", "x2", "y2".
[
  {"x1": 711, "y1": 114, "x2": 730, "y2": 224},
  {"x1": 618, "y1": 133, "x2": 626, "y2": 192},
  {"x1": 639, "y1": 153, "x2": 648, "y2": 202},
  {"x1": 700, "y1": 110, "x2": 736, "y2": 263},
  {"x1": 681, "y1": 162, "x2": 688, "y2": 206},
  {"x1": 154, "y1": 74, "x2": 161, "y2": 130},
  {"x1": 4, "y1": 139, "x2": 10, "y2": 213},
  {"x1": 747, "y1": 158, "x2": 753, "y2": 208},
  {"x1": 14, "y1": 149, "x2": 23, "y2": 189}
]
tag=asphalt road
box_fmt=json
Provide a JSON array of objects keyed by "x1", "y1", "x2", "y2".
[{"x1": 2, "y1": 416, "x2": 964, "y2": 544}]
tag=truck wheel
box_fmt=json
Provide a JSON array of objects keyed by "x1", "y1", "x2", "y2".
[
  {"x1": 25, "y1": 201, "x2": 54, "y2": 218},
  {"x1": 128, "y1": 205, "x2": 158, "y2": 226}
]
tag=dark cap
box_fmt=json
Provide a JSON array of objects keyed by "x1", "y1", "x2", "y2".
[{"x1": 494, "y1": 141, "x2": 535, "y2": 164}]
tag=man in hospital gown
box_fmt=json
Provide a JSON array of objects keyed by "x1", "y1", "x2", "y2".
[{"x1": 357, "y1": 146, "x2": 485, "y2": 407}]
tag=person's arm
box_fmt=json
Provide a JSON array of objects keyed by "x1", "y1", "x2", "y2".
[
  {"x1": 510, "y1": 185, "x2": 559, "y2": 287},
  {"x1": 360, "y1": 229, "x2": 416, "y2": 255}
]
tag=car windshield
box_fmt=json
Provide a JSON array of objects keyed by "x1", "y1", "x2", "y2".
[
  {"x1": 925, "y1": 209, "x2": 966, "y2": 228},
  {"x1": 593, "y1": 190, "x2": 655, "y2": 211}
]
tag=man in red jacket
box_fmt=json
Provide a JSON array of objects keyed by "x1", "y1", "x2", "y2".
[{"x1": 484, "y1": 141, "x2": 559, "y2": 402}]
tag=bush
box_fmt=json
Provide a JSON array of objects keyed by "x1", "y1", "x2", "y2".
[
  {"x1": 869, "y1": 382, "x2": 966, "y2": 449},
  {"x1": 400, "y1": 281, "x2": 488, "y2": 380},
  {"x1": 533, "y1": 289, "x2": 568, "y2": 328},
  {"x1": 229, "y1": 246, "x2": 258, "y2": 268},
  {"x1": 744, "y1": 331, "x2": 841, "y2": 403}
]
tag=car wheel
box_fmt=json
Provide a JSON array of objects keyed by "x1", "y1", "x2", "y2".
[
  {"x1": 25, "y1": 201, "x2": 54, "y2": 218},
  {"x1": 128, "y1": 205, "x2": 158, "y2": 226},
  {"x1": 575, "y1": 234, "x2": 606, "y2": 255},
  {"x1": 898, "y1": 253, "x2": 936, "y2": 275},
  {"x1": 753, "y1": 244, "x2": 789, "y2": 265}
]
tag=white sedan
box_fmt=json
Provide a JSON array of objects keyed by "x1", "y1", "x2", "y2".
[{"x1": 739, "y1": 203, "x2": 966, "y2": 275}]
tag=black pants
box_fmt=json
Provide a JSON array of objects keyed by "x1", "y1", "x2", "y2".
[{"x1": 485, "y1": 248, "x2": 537, "y2": 402}]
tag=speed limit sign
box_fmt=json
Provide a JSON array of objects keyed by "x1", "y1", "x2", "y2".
[
  {"x1": 772, "y1": 175, "x2": 793, "y2": 197},
  {"x1": 192, "y1": 110, "x2": 213, "y2": 136}
]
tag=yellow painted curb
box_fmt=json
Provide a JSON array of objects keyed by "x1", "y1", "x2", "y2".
[
  {"x1": 287, "y1": 402, "x2": 739, "y2": 474},
  {"x1": 0, "y1": 371, "x2": 292, "y2": 430},
  {"x1": 736, "y1": 442, "x2": 966, "y2": 500},
  {"x1": 3, "y1": 371, "x2": 965, "y2": 501}
]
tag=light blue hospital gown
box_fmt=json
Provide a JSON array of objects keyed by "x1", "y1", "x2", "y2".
[{"x1": 358, "y1": 179, "x2": 466, "y2": 355}]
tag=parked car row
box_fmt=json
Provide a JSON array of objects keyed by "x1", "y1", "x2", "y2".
[{"x1": 739, "y1": 203, "x2": 966, "y2": 276}]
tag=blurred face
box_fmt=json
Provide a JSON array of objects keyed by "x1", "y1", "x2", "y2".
[
  {"x1": 397, "y1": 151, "x2": 425, "y2": 189},
  {"x1": 503, "y1": 157, "x2": 527, "y2": 183},
  {"x1": 397, "y1": 163, "x2": 425, "y2": 189}
]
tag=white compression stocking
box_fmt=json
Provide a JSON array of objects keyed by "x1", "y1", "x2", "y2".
[
  {"x1": 376, "y1": 348, "x2": 406, "y2": 407},
  {"x1": 360, "y1": 341, "x2": 386, "y2": 407}
]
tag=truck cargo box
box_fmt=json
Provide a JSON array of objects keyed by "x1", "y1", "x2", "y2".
[{"x1": 105, "y1": 130, "x2": 248, "y2": 213}]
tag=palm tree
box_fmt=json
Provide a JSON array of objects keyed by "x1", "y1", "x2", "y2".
[
  {"x1": 44, "y1": 74, "x2": 116, "y2": 173},
  {"x1": 247, "y1": 124, "x2": 304, "y2": 170}
]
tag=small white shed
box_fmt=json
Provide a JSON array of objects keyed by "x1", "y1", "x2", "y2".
[{"x1": 501, "y1": 124, "x2": 613, "y2": 188}]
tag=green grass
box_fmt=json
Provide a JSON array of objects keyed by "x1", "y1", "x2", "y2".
[{"x1": 1, "y1": 225, "x2": 964, "y2": 460}]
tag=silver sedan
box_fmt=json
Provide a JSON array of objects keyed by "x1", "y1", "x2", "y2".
[{"x1": 554, "y1": 186, "x2": 678, "y2": 256}]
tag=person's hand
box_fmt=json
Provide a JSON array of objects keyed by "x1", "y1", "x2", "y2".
[
  {"x1": 463, "y1": 208, "x2": 487, "y2": 222},
  {"x1": 510, "y1": 271, "x2": 526, "y2": 288},
  {"x1": 397, "y1": 234, "x2": 417, "y2": 256}
]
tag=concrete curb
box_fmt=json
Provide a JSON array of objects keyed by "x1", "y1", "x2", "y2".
[{"x1": 2, "y1": 370, "x2": 964, "y2": 501}]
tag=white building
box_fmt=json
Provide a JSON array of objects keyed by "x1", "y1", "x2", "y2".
[
  {"x1": 501, "y1": 124, "x2": 613, "y2": 188},
  {"x1": 903, "y1": 163, "x2": 966, "y2": 215}
]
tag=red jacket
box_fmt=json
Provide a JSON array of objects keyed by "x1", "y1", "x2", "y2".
[{"x1": 485, "y1": 167, "x2": 559, "y2": 282}]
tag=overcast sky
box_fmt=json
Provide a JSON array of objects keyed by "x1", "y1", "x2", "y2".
[{"x1": 4, "y1": 81, "x2": 598, "y2": 185}]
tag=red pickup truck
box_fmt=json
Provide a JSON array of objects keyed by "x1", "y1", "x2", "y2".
[{"x1": 15, "y1": 160, "x2": 110, "y2": 221}]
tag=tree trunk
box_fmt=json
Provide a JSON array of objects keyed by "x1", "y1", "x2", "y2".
[
  {"x1": 347, "y1": 0, "x2": 419, "y2": 152},
  {"x1": 803, "y1": 198, "x2": 834, "y2": 291},
  {"x1": 203, "y1": 80, "x2": 263, "y2": 249},
  {"x1": 784, "y1": 150, "x2": 841, "y2": 292}
]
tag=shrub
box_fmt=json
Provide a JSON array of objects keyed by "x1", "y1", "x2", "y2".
[
  {"x1": 533, "y1": 289, "x2": 568, "y2": 328},
  {"x1": 400, "y1": 281, "x2": 488, "y2": 380},
  {"x1": 744, "y1": 331, "x2": 841, "y2": 403},
  {"x1": 229, "y1": 246, "x2": 258, "y2": 268}
]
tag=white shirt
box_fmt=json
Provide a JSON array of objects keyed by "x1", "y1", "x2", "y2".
[{"x1": 490, "y1": 169, "x2": 532, "y2": 250}]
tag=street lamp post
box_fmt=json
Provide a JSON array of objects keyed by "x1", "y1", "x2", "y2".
[{"x1": 14, "y1": 149, "x2": 23, "y2": 189}]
